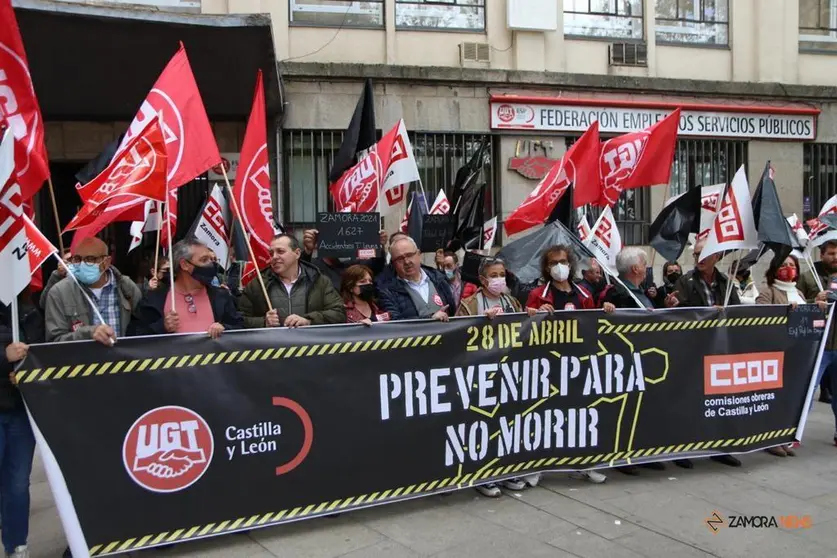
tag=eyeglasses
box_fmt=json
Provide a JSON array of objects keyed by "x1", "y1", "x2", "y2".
[
  {"x1": 69, "y1": 255, "x2": 105, "y2": 265},
  {"x1": 184, "y1": 294, "x2": 197, "y2": 314},
  {"x1": 392, "y1": 251, "x2": 418, "y2": 266}
]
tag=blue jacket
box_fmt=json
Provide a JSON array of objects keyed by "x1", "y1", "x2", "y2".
[{"x1": 375, "y1": 265, "x2": 457, "y2": 321}]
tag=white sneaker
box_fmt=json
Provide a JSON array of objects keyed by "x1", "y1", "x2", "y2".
[
  {"x1": 8, "y1": 546, "x2": 29, "y2": 558},
  {"x1": 501, "y1": 478, "x2": 526, "y2": 491},
  {"x1": 569, "y1": 470, "x2": 607, "y2": 484},
  {"x1": 476, "y1": 483, "x2": 502, "y2": 498},
  {"x1": 522, "y1": 473, "x2": 541, "y2": 487}
]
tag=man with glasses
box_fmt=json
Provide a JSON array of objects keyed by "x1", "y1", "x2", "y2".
[
  {"x1": 43, "y1": 237, "x2": 142, "y2": 346},
  {"x1": 134, "y1": 238, "x2": 243, "y2": 337},
  {"x1": 376, "y1": 236, "x2": 456, "y2": 321}
]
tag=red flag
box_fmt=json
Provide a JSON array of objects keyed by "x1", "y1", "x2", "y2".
[
  {"x1": 22, "y1": 213, "x2": 56, "y2": 275},
  {"x1": 0, "y1": 0, "x2": 50, "y2": 202},
  {"x1": 233, "y1": 71, "x2": 274, "y2": 268},
  {"x1": 504, "y1": 122, "x2": 600, "y2": 236},
  {"x1": 65, "y1": 118, "x2": 167, "y2": 231},
  {"x1": 597, "y1": 109, "x2": 680, "y2": 207},
  {"x1": 73, "y1": 44, "x2": 220, "y2": 239}
]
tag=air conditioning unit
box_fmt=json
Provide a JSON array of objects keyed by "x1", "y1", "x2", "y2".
[
  {"x1": 609, "y1": 43, "x2": 648, "y2": 67},
  {"x1": 460, "y1": 42, "x2": 490, "y2": 65}
]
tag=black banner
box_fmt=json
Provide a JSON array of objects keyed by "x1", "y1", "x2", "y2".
[
  {"x1": 316, "y1": 212, "x2": 380, "y2": 258},
  {"x1": 18, "y1": 305, "x2": 826, "y2": 556}
]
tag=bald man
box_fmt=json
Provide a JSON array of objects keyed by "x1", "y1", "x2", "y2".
[{"x1": 44, "y1": 237, "x2": 142, "y2": 345}]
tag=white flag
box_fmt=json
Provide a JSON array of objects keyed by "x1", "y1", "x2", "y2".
[
  {"x1": 0, "y1": 129, "x2": 31, "y2": 305},
  {"x1": 697, "y1": 183, "x2": 725, "y2": 241},
  {"x1": 700, "y1": 166, "x2": 758, "y2": 261},
  {"x1": 190, "y1": 184, "x2": 232, "y2": 268},
  {"x1": 379, "y1": 120, "x2": 420, "y2": 218},
  {"x1": 577, "y1": 215, "x2": 592, "y2": 242},
  {"x1": 429, "y1": 190, "x2": 450, "y2": 215},
  {"x1": 585, "y1": 206, "x2": 622, "y2": 272},
  {"x1": 787, "y1": 214, "x2": 809, "y2": 245},
  {"x1": 128, "y1": 200, "x2": 162, "y2": 253},
  {"x1": 483, "y1": 217, "x2": 498, "y2": 251},
  {"x1": 808, "y1": 196, "x2": 837, "y2": 248}
]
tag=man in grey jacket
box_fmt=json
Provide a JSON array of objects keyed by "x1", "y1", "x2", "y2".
[{"x1": 44, "y1": 238, "x2": 142, "y2": 345}]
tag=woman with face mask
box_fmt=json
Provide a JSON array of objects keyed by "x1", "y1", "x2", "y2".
[
  {"x1": 442, "y1": 251, "x2": 477, "y2": 307},
  {"x1": 341, "y1": 265, "x2": 390, "y2": 325},
  {"x1": 525, "y1": 245, "x2": 597, "y2": 312}
]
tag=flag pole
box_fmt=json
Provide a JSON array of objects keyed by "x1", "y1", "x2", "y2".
[
  {"x1": 219, "y1": 166, "x2": 273, "y2": 311},
  {"x1": 153, "y1": 202, "x2": 162, "y2": 280},
  {"x1": 46, "y1": 177, "x2": 65, "y2": 255},
  {"x1": 723, "y1": 250, "x2": 742, "y2": 306},
  {"x1": 10, "y1": 297, "x2": 19, "y2": 344},
  {"x1": 165, "y1": 198, "x2": 176, "y2": 312}
]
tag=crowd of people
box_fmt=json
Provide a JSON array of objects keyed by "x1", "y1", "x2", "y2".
[{"x1": 0, "y1": 229, "x2": 834, "y2": 557}]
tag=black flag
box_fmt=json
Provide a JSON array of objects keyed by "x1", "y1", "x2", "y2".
[
  {"x1": 75, "y1": 134, "x2": 125, "y2": 185},
  {"x1": 328, "y1": 79, "x2": 376, "y2": 183},
  {"x1": 497, "y1": 220, "x2": 594, "y2": 285},
  {"x1": 751, "y1": 161, "x2": 797, "y2": 267},
  {"x1": 449, "y1": 139, "x2": 488, "y2": 250},
  {"x1": 648, "y1": 186, "x2": 701, "y2": 261},
  {"x1": 407, "y1": 191, "x2": 427, "y2": 244}
]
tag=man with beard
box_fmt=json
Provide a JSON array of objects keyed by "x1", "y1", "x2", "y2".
[
  {"x1": 578, "y1": 258, "x2": 608, "y2": 306},
  {"x1": 798, "y1": 239, "x2": 837, "y2": 437}
]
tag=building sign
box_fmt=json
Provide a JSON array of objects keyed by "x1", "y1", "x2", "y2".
[
  {"x1": 490, "y1": 98, "x2": 818, "y2": 140},
  {"x1": 209, "y1": 153, "x2": 240, "y2": 181}
]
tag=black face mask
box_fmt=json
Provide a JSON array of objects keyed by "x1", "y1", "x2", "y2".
[
  {"x1": 189, "y1": 261, "x2": 220, "y2": 287},
  {"x1": 666, "y1": 271, "x2": 682, "y2": 284},
  {"x1": 358, "y1": 284, "x2": 376, "y2": 301}
]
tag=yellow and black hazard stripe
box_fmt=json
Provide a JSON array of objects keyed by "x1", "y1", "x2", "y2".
[
  {"x1": 86, "y1": 426, "x2": 797, "y2": 556},
  {"x1": 16, "y1": 334, "x2": 443, "y2": 384},
  {"x1": 598, "y1": 316, "x2": 787, "y2": 336}
]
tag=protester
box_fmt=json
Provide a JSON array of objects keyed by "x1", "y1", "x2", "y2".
[
  {"x1": 239, "y1": 234, "x2": 346, "y2": 328},
  {"x1": 341, "y1": 264, "x2": 390, "y2": 324},
  {"x1": 144, "y1": 260, "x2": 171, "y2": 295},
  {"x1": 0, "y1": 292, "x2": 40, "y2": 558},
  {"x1": 44, "y1": 237, "x2": 141, "y2": 346},
  {"x1": 134, "y1": 239, "x2": 243, "y2": 337},
  {"x1": 376, "y1": 236, "x2": 456, "y2": 321},
  {"x1": 578, "y1": 258, "x2": 608, "y2": 306},
  {"x1": 442, "y1": 251, "x2": 477, "y2": 307},
  {"x1": 301, "y1": 229, "x2": 388, "y2": 291},
  {"x1": 38, "y1": 249, "x2": 71, "y2": 310},
  {"x1": 734, "y1": 262, "x2": 758, "y2": 304},
  {"x1": 525, "y1": 245, "x2": 598, "y2": 312},
  {"x1": 434, "y1": 248, "x2": 445, "y2": 270},
  {"x1": 674, "y1": 239, "x2": 741, "y2": 468},
  {"x1": 798, "y1": 239, "x2": 837, "y2": 414},
  {"x1": 653, "y1": 261, "x2": 682, "y2": 306},
  {"x1": 604, "y1": 247, "x2": 677, "y2": 475}
]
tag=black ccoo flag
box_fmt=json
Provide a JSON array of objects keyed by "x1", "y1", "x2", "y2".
[
  {"x1": 328, "y1": 79, "x2": 376, "y2": 183},
  {"x1": 648, "y1": 186, "x2": 701, "y2": 262},
  {"x1": 751, "y1": 161, "x2": 798, "y2": 267}
]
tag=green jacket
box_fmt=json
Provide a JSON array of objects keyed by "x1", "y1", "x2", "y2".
[
  {"x1": 239, "y1": 260, "x2": 346, "y2": 328},
  {"x1": 798, "y1": 261, "x2": 837, "y2": 350}
]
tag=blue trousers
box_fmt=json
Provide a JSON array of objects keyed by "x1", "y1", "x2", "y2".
[{"x1": 0, "y1": 409, "x2": 35, "y2": 554}]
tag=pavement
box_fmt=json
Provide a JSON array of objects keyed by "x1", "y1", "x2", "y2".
[{"x1": 27, "y1": 400, "x2": 837, "y2": 558}]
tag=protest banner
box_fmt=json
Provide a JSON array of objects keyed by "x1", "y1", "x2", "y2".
[
  {"x1": 18, "y1": 305, "x2": 828, "y2": 556},
  {"x1": 315, "y1": 212, "x2": 380, "y2": 258}
]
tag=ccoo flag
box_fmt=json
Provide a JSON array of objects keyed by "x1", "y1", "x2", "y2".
[
  {"x1": 0, "y1": 128, "x2": 31, "y2": 305},
  {"x1": 585, "y1": 206, "x2": 622, "y2": 272},
  {"x1": 189, "y1": 184, "x2": 231, "y2": 268},
  {"x1": 699, "y1": 165, "x2": 759, "y2": 262}
]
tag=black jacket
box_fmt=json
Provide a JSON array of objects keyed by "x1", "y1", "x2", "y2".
[
  {"x1": 674, "y1": 269, "x2": 741, "y2": 307},
  {"x1": 132, "y1": 284, "x2": 244, "y2": 336},
  {"x1": 375, "y1": 265, "x2": 457, "y2": 321},
  {"x1": 0, "y1": 299, "x2": 45, "y2": 411},
  {"x1": 301, "y1": 253, "x2": 386, "y2": 292}
]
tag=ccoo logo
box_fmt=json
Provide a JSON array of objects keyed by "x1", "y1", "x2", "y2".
[{"x1": 123, "y1": 406, "x2": 214, "y2": 493}]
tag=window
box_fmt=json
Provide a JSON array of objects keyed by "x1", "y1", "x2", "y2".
[
  {"x1": 283, "y1": 130, "x2": 496, "y2": 230},
  {"x1": 655, "y1": 0, "x2": 729, "y2": 45},
  {"x1": 804, "y1": 144, "x2": 837, "y2": 220},
  {"x1": 563, "y1": 0, "x2": 644, "y2": 40},
  {"x1": 800, "y1": 0, "x2": 837, "y2": 51},
  {"x1": 668, "y1": 139, "x2": 748, "y2": 196},
  {"x1": 290, "y1": 0, "x2": 384, "y2": 28},
  {"x1": 396, "y1": 0, "x2": 486, "y2": 31}
]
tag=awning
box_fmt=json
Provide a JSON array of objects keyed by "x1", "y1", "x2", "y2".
[{"x1": 13, "y1": 0, "x2": 279, "y2": 120}]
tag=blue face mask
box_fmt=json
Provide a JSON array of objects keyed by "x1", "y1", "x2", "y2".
[
  {"x1": 445, "y1": 269, "x2": 456, "y2": 281},
  {"x1": 71, "y1": 262, "x2": 103, "y2": 286}
]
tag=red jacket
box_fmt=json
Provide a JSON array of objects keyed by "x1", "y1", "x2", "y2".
[{"x1": 525, "y1": 282, "x2": 595, "y2": 311}]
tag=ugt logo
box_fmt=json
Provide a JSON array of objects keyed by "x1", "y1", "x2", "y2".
[
  {"x1": 599, "y1": 132, "x2": 649, "y2": 205},
  {"x1": 123, "y1": 406, "x2": 214, "y2": 493}
]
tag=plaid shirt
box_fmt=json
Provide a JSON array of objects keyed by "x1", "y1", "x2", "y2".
[
  {"x1": 89, "y1": 270, "x2": 122, "y2": 334},
  {"x1": 698, "y1": 274, "x2": 717, "y2": 306}
]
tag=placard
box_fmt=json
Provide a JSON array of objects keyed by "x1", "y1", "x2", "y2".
[
  {"x1": 420, "y1": 214, "x2": 453, "y2": 252},
  {"x1": 787, "y1": 305, "x2": 827, "y2": 341},
  {"x1": 316, "y1": 212, "x2": 380, "y2": 258}
]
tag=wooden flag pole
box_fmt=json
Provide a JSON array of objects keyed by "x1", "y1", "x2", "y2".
[
  {"x1": 165, "y1": 199, "x2": 176, "y2": 312},
  {"x1": 723, "y1": 249, "x2": 742, "y2": 307},
  {"x1": 46, "y1": 177, "x2": 65, "y2": 255},
  {"x1": 153, "y1": 202, "x2": 162, "y2": 280},
  {"x1": 219, "y1": 166, "x2": 273, "y2": 311}
]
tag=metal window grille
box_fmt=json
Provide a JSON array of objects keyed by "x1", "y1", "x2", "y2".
[
  {"x1": 803, "y1": 143, "x2": 837, "y2": 220},
  {"x1": 563, "y1": 0, "x2": 644, "y2": 40},
  {"x1": 282, "y1": 130, "x2": 496, "y2": 232},
  {"x1": 669, "y1": 138, "x2": 748, "y2": 196},
  {"x1": 799, "y1": 0, "x2": 837, "y2": 51},
  {"x1": 395, "y1": 0, "x2": 486, "y2": 31},
  {"x1": 289, "y1": 0, "x2": 385, "y2": 28},
  {"x1": 655, "y1": 0, "x2": 729, "y2": 45}
]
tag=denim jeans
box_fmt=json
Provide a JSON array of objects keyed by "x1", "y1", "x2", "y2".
[{"x1": 0, "y1": 409, "x2": 35, "y2": 554}]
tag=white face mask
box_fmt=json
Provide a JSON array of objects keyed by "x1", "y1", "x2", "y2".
[{"x1": 550, "y1": 263, "x2": 570, "y2": 282}]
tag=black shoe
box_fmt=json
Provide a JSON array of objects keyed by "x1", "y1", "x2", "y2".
[
  {"x1": 674, "y1": 459, "x2": 693, "y2": 469},
  {"x1": 640, "y1": 461, "x2": 665, "y2": 471},
  {"x1": 616, "y1": 465, "x2": 640, "y2": 476},
  {"x1": 711, "y1": 454, "x2": 741, "y2": 467},
  {"x1": 63, "y1": 548, "x2": 72, "y2": 558}
]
